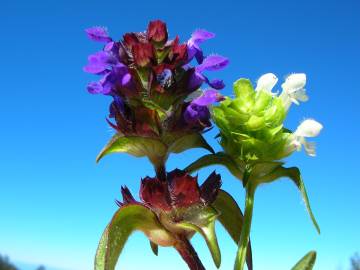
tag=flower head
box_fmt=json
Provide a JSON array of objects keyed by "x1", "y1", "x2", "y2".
[
  {"x1": 84, "y1": 20, "x2": 228, "y2": 136},
  {"x1": 212, "y1": 74, "x2": 322, "y2": 162}
]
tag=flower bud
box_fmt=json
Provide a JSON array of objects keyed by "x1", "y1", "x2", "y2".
[{"x1": 147, "y1": 20, "x2": 168, "y2": 44}]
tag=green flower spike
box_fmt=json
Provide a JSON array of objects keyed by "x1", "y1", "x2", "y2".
[{"x1": 187, "y1": 73, "x2": 323, "y2": 270}]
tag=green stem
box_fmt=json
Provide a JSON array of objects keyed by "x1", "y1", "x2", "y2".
[{"x1": 234, "y1": 184, "x2": 256, "y2": 270}]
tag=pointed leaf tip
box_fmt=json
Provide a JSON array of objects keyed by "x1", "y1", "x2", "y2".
[
  {"x1": 259, "y1": 166, "x2": 320, "y2": 234},
  {"x1": 168, "y1": 133, "x2": 215, "y2": 154},
  {"x1": 95, "y1": 134, "x2": 167, "y2": 164},
  {"x1": 291, "y1": 251, "x2": 317, "y2": 270},
  {"x1": 150, "y1": 241, "x2": 159, "y2": 256}
]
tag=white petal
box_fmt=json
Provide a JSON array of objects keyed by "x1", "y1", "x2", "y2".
[
  {"x1": 255, "y1": 73, "x2": 278, "y2": 93},
  {"x1": 282, "y1": 73, "x2": 306, "y2": 92},
  {"x1": 295, "y1": 119, "x2": 323, "y2": 137},
  {"x1": 303, "y1": 140, "x2": 317, "y2": 156},
  {"x1": 292, "y1": 88, "x2": 309, "y2": 102},
  {"x1": 290, "y1": 97, "x2": 300, "y2": 105}
]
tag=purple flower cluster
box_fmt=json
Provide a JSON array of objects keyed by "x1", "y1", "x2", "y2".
[{"x1": 84, "y1": 21, "x2": 229, "y2": 135}]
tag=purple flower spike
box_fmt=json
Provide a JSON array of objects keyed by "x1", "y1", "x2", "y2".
[
  {"x1": 192, "y1": 89, "x2": 224, "y2": 106},
  {"x1": 187, "y1": 29, "x2": 215, "y2": 63},
  {"x1": 85, "y1": 26, "x2": 112, "y2": 43},
  {"x1": 83, "y1": 51, "x2": 114, "y2": 74},
  {"x1": 196, "y1": 55, "x2": 229, "y2": 72}
]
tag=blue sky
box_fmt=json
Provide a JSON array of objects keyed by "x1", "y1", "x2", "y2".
[{"x1": 0, "y1": 0, "x2": 359, "y2": 269}]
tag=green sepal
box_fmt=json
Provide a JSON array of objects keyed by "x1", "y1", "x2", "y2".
[
  {"x1": 94, "y1": 205, "x2": 175, "y2": 270},
  {"x1": 233, "y1": 78, "x2": 255, "y2": 100},
  {"x1": 96, "y1": 135, "x2": 167, "y2": 165},
  {"x1": 97, "y1": 133, "x2": 214, "y2": 166},
  {"x1": 177, "y1": 206, "x2": 221, "y2": 268},
  {"x1": 291, "y1": 251, "x2": 317, "y2": 270},
  {"x1": 168, "y1": 133, "x2": 214, "y2": 154},
  {"x1": 149, "y1": 241, "x2": 159, "y2": 256},
  {"x1": 185, "y1": 152, "x2": 245, "y2": 180},
  {"x1": 213, "y1": 190, "x2": 253, "y2": 270},
  {"x1": 257, "y1": 166, "x2": 320, "y2": 234}
]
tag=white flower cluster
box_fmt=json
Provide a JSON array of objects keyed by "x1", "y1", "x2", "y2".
[{"x1": 255, "y1": 73, "x2": 323, "y2": 157}]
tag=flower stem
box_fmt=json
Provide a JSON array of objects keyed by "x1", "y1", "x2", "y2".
[
  {"x1": 175, "y1": 236, "x2": 206, "y2": 270},
  {"x1": 155, "y1": 163, "x2": 167, "y2": 182},
  {"x1": 234, "y1": 184, "x2": 256, "y2": 270}
]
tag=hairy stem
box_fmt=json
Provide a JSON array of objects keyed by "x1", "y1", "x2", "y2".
[
  {"x1": 234, "y1": 184, "x2": 256, "y2": 270},
  {"x1": 175, "y1": 236, "x2": 206, "y2": 270}
]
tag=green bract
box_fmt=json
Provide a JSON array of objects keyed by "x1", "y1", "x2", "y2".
[{"x1": 212, "y1": 78, "x2": 294, "y2": 163}]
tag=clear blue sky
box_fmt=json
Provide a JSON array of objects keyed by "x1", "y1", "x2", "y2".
[{"x1": 0, "y1": 0, "x2": 359, "y2": 269}]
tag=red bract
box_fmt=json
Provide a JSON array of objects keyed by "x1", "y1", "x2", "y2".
[
  {"x1": 138, "y1": 169, "x2": 221, "y2": 212},
  {"x1": 147, "y1": 20, "x2": 168, "y2": 43},
  {"x1": 132, "y1": 43, "x2": 154, "y2": 67}
]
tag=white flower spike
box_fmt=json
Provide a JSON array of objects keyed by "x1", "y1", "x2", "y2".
[
  {"x1": 280, "y1": 73, "x2": 309, "y2": 109},
  {"x1": 292, "y1": 119, "x2": 323, "y2": 156},
  {"x1": 255, "y1": 73, "x2": 278, "y2": 94}
]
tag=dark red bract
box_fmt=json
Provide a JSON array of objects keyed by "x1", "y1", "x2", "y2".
[{"x1": 137, "y1": 169, "x2": 221, "y2": 212}]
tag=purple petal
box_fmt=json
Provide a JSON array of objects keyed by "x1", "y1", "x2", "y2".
[
  {"x1": 87, "y1": 81, "x2": 104, "y2": 94},
  {"x1": 189, "y1": 29, "x2": 215, "y2": 46},
  {"x1": 188, "y1": 71, "x2": 205, "y2": 90},
  {"x1": 109, "y1": 95, "x2": 125, "y2": 117},
  {"x1": 83, "y1": 51, "x2": 112, "y2": 74},
  {"x1": 85, "y1": 26, "x2": 112, "y2": 43},
  {"x1": 196, "y1": 55, "x2": 229, "y2": 72},
  {"x1": 187, "y1": 29, "x2": 215, "y2": 63},
  {"x1": 194, "y1": 49, "x2": 204, "y2": 64},
  {"x1": 192, "y1": 89, "x2": 223, "y2": 106},
  {"x1": 207, "y1": 78, "x2": 225, "y2": 90},
  {"x1": 184, "y1": 104, "x2": 210, "y2": 124},
  {"x1": 121, "y1": 73, "x2": 132, "y2": 86}
]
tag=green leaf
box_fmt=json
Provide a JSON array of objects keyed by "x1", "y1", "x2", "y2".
[
  {"x1": 178, "y1": 206, "x2": 221, "y2": 268},
  {"x1": 258, "y1": 166, "x2": 320, "y2": 234},
  {"x1": 149, "y1": 241, "x2": 158, "y2": 256},
  {"x1": 213, "y1": 190, "x2": 253, "y2": 270},
  {"x1": 291, "y1": 251, "x2": 317, "y2": 270},
  {"x1": 94, "y1": 204, "x2": 175, "y2": 270},
  {"x1": 168, "y1": 133, "x2": 214, "y2": 154},
  {"x1": 94, "y1": 225, "x2": 109, "y2": 270},
  {"x1": 96, "y1": 135, "x2": 167, "y2": 164},
  {"x1": 185, "y1": 152, "x2": 244, "y2": 180},
  {"x1": 248, "y1": 161, "x2": 284, "y2": 186}
]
